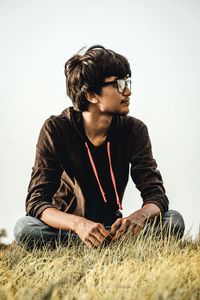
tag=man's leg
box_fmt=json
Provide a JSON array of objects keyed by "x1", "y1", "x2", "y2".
[
  {"x1": 151, "y1": 209, "x2": 185, "y2": 238},
  {"x1": 14, "y1": 216, "x2": 80, "y2": 250}
]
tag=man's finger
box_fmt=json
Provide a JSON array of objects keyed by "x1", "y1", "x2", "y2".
[
  {"x1": 110, "y1": 219, "x2": 122, "y2": 236},
  {"x1": 95, "y1": 226, "x2": 113, "y2": 243},
  {"x1": 112, "y1": 224, "x2": 129, "y2": 241},
  {"x1": 87, "y1": 235, "x2": 100, "y2": 248},
  {"x1": 85, "y1": 239, "x2": 94, "y2": 249}
]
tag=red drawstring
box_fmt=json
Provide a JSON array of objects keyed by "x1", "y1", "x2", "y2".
[
  {"x1": 107, "y1": 142, "x2": 123, "y2": 210},
  {"x1": 85, "y1": 141, "x2": 122, "y2": 210},
  {"x1": 85, "y1": 142, "x2": 107, "y2": 203}
]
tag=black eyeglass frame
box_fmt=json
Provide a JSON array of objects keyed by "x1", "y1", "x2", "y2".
[{"x1": 99, "y1": 78, "x2": 132, "y2": 94}]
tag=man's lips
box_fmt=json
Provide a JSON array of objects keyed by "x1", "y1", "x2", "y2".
[{"x1": 121, "y1": 98, "x2": 130, "y2": 104}]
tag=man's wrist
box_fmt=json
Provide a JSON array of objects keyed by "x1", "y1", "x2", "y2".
[
  {"x1": 71, "y1": 215, "x2": 85, "y2": 233},
  {"x1": 142, "y1": 203, "x2": 161, "y2": 219},
  {"x1": 71, "y1": 215, "x2": 81, "y2": 233}
]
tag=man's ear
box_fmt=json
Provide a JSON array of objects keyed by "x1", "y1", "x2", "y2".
[{"x1": 84, "y1": 91, "x2": 99, "y2": 104}]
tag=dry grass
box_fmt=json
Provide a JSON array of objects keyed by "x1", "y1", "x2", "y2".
[{"x1": 0, "y1": 229, "x2": 200, "y2": 300}]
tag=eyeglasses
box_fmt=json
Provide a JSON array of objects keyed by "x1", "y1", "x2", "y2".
[{"x1": 100, "y1": 78, "x2": 131, "y2": 94}]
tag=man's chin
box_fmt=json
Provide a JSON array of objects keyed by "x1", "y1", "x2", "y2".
[
  {"x1": 119, "y1": 111, "x2": 129, "y2": 116},
  {"x1": 103, "y1": 107, "x2": 129, "y2": 117},
  {"x1": 110, "y1": 110, "x2": 129, "y2": 116}
]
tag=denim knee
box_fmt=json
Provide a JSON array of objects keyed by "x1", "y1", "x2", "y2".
[
  {"x1": 162, "y1": 210, "x2": 185, "y2": 238},
  {"x1": 14, "y1": 216, "x2": 39, "y2": 244},
  {"x1": 14, "y1": 216, "x2": 80, "y2": 249}
]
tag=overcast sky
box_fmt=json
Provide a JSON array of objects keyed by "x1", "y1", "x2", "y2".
[{"x1": 0, "y1": 0, "x2": 199, "y2": 243}]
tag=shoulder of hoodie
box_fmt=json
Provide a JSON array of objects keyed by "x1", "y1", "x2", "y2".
[
  {"x1": 119, "y1": 114, "x2": 148, "y2": 136},
  {"x1": 39, "y1": 107, "x2": 73, "y2": 133}
]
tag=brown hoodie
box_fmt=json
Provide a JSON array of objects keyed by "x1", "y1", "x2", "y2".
[{"x1": 25, "y1": 107, "x2": 169, "y2": 225}]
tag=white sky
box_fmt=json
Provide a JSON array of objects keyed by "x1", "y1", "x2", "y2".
[{"x1": 0, "y1": 0, "x2": 199, "y2": 243}]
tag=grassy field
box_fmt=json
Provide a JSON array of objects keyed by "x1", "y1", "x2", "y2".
[{"x1": 0, "y1": 230, "x2": 200, "y2": 300}]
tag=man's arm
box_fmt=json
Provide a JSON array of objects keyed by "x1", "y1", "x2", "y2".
[
  {"x1": 25, "y1": 118, "x2": 64, "y2": 218},
  {"x1": 40, "y1": 207, "x2": 113, "y2": 248},
  {"x1": 110, "y1": 120, "x2": 168, "y2": 240},
  {"x1": 129, "y1": 122, "x2": 169, "y2": 214}
]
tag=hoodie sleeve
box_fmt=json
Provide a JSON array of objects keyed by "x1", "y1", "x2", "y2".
[
  {"x1": 25, "y1": 118, "x2": 64, "y2": 218},
  {"x1": 129, "y1": 120, "x2": 169, "y2": 215}
]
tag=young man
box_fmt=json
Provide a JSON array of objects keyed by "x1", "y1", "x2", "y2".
[{"x1": 14, "y1": 45, "x2": 185, "y2": 249}]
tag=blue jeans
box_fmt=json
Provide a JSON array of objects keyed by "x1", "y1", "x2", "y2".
[{"x1": 14, "y1": 210, "x2": 185, "y2": 250}]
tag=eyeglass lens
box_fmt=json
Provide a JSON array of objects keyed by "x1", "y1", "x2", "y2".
[{"x1": 117, "y1": 79, "x2": 131, "y2": 93}]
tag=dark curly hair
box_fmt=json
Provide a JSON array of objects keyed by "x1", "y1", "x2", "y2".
[{"x1": 64, "y1": 45, "x2": 132, "y2": 111}]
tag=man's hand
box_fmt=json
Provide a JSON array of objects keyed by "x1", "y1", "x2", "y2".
[
  {"x1": 110, "y1": 204, "x2": 161, "y2": 241},
  {"x1": 109, "y1": 210, "x2": 146, "y2": 241},
  {"x1": 74, "y1": 217, "x2": 113, "y2": 249}
]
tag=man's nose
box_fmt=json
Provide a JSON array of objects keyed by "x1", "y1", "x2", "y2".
[{"x1": 123, "y1": 86, "x2": 132, "y2": 96}]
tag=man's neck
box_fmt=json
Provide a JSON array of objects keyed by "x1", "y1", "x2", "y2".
[{"x1": 82, "y1": 110, "x2": 112, "y2": 142}]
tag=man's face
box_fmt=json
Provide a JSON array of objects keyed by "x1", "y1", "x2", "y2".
[{"x1": 94, "y1": 76, "x2": 132, "y2": 116}]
